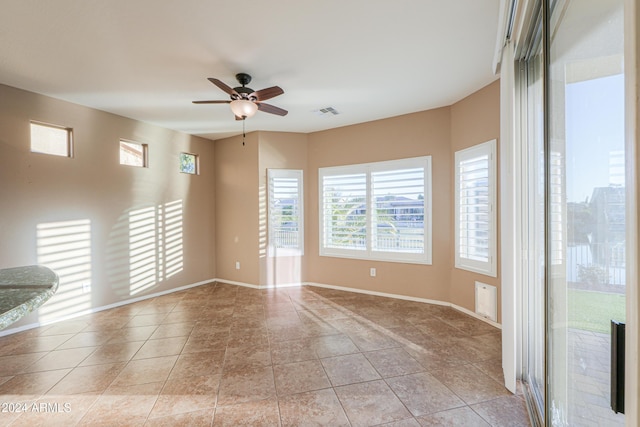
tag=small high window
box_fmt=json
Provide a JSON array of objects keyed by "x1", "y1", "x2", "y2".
[
  {"x1": 179, "y1": 152, "x2": 198, "y2": 175},
  {"x1": 119, "y1": 140, "x2": 148, "y2": 167},
  {"x1": 30, "y1": 121, "x2": 72, "y2": 157}
]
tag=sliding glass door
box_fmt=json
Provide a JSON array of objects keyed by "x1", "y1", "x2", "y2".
[
  {"x1": 519, "y1": 0, "x2": 626, "y2": 425},
  {"x1": 547, "y1": 0, "x2": 625, "y2": 425}
]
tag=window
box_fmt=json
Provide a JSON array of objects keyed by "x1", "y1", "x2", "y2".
[
  {"x1": 30, "y1": 121, "x2": 72, "y2": 157},
  {"x1": 454, "y1": 139, "x2": 497, "y2": 276},
  {"x1": 179, "y1": 152, "x2": 198, "y2": 175},
  {"x1": 268, "y1": 169, "x2": 304, "y2": 256},
  {"x1": 319, "y1": 156, "x2": 432, "y2": 264},
  {"x1": 119, "y1": 140, "x2": 148, "y2": 167}
]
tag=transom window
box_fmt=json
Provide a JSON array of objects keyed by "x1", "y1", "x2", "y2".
[
  {"x1": 119, "y1": 140, "x2": 148, "y2": 167},
  {"x1": 30, "y1": 121, "x2": 73, "y2": 157},
  {"x1": 319, "y1": 156, "x2": 432, "y2": 264}
]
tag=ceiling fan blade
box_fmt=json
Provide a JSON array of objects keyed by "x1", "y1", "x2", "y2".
[
  {"x1": 192, "y1": 100, "x2": 231, "y2": 104},
  {"x1": 250, "y1": 86, "x2": 284, "y2": 101},
  {"x1": 208, "y1": 78, "x2": 239, "y2": 97},
  {"x1": 257, "y1": 102, "x2": 288, "y2": 116}
]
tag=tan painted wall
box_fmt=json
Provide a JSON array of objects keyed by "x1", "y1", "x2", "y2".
[
  {"x1": 306, "y1": 108, "x2": 453, "y2": 302},
  {"x1": 214, "y1": 133, "x2": 260, "y2": 284},
  {"x1": 450, "y1": 80, "x2": 501, "y2": 319},
  {"x1": 258, "y1": 132, "x2": 308, "y2": 287},
  {"x1": 0, "y1": 84, "x2": 216, "y2": 329}
]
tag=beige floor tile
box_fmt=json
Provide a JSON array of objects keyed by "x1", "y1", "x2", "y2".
[
  {"x1": 22, "y1": 347, "x2": 96, "y2": 373},
  {"x1": 470, "y1": 395, "x2": 531, "y2": 427},
  {"x1": 274, "y1": 359, "x2": 331, "y2": 395},
  {"x1": 0, "y1": 368, "x2": 71, "y2": 398},
  {"x1": 386, "y1": 372, "x2": 465, "y2": 417},
  {"x1": 335, "y1": 379, "x2": 413, "y2": 426},
  {"x1": 309, "y1": 334, "x2": 359, "y2": 358},
  {"x1": 278, "y1": 388, "x2": 349, "y2": 427},
  {"x1": 217, "y1": 366, "x2": 276, "y2": 406},
  {"x1": 106, "y1": 326, "x2": 158, "y2": 344},
  {"x1": 148, "y1": 322, "x2": 196, "y2": 340},
  {"x1": 146, "y1": 408, "x2": 215, "y2": 427},
  {"x1": 46, "y1": 362, "x2": 125, "y2": 395},
  {"x1": 270, "y1": 338, "x2": 318, "y2": 365},
  {"x1": 0, "y1": 352, "x2": 48, "y2": 376},
  {"x1": 80, "y1": 340, "x2": 146, "y2": 366},
  {"x1": 213, "y1": 397, "x2": 281, "y2": 426},
  {"x1": 78, "y1": 382, "x2": 163, "y2": 426},
  {"x1": 111, "y1": 355, "x2": 177, "y2": 387},
  {"x1": 149, "y1": 374, "x2": 219, "y2": 418},
  {"x1": 364, "y1": 347, "x2": 425, "y2": 377},
  {"x1": 430, "y1": 364, "x2": 512, "y2": 405},
  {"x1": 133, "y1": 336, "x2": 188, "y2": 360},
  {"x1": 417, "y1": 406, "x2": 491, "y2": 426},
  {"x1": 169, "y1": 350, "x2": 226, "y2": 379},
  {"x1": 321, "y1": 353, "x2": 381, "y2": 386}
]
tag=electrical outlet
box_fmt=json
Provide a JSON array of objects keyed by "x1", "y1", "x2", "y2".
[
  {"x1": 235, "y1": 261, "x2": 240, "y2": 270},
  {"x1": 82, "y1": 282, "x2": 91, "y2": 293},
  {"x1": 370, "y1": 268, "x2": 376, "y2": 277}
]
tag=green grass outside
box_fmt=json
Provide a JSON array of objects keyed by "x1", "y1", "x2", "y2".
[{"x1": 568, "y1": 288, "x2": 626, "y2": 334}]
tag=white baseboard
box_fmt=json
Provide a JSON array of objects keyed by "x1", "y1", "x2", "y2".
[
  {"x1": 0, "y1": 278, "x2": 216, "y2": 337},
  {"x1": 305, "y1": 281, "x2": 502, "y2": 330}
]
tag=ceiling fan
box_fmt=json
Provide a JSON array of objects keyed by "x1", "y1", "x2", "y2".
[{"x1": 193, "y1": 73, "x2": 288, "y2": 120}]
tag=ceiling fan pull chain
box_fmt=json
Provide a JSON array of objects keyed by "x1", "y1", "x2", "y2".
[{"x1": 242, "y1": 118, "x2": 246, "y2": 146}]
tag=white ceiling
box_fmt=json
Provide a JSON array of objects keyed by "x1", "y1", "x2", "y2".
[{"x1": 0, "y1": 0, "x2": 500, "y2": 141}]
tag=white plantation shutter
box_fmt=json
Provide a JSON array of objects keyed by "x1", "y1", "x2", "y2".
[
  {"x1": 319, "y1": 156, "x2": 432, "y2": 264},
  {"x1": 455, "y1": 140, "x2": 497, "y2": 276},
  {"x1": 268, "y1": 169, "x2": 303, "y2": 256},
  {"x1": 321, "y1": 172, "x2": 368, "y2": 251},
  {"x1": 371, "y1": 168, "x2": 425, "y2": 254}
]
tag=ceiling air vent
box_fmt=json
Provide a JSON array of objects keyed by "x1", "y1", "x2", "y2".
[{"x1": 315, "y1": 107, "x2": 340, "y2": 116}]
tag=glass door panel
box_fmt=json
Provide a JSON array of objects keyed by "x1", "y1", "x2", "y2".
[{"x1": 547, "y1": 0, "x2": 625, "y2": 425}]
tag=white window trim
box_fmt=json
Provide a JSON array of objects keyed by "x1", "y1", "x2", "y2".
[
  {"x1": 454, "y1": 139, "x2": 497, "y2": 277},
  {"x1": 319, "y1": 156, "x2": 432, "y2": 265},
  {"x1": 268, "y1": 169, "x2": 304, "y2": 257}
]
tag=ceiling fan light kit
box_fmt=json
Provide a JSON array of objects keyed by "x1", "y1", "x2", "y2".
[
  {"x1": 193, "y1": 72, "x2": 287, "y2": 120},
  {"x1": 230, "y1": 99, "x2": 258, "y2": 119}
]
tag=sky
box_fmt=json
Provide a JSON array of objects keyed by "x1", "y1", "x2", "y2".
[{"x1": 565, "y1": 73, "x2": 625, "y2": 203}]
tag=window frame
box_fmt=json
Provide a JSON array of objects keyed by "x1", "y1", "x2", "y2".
[
  {"x1": 30, "y1": 121, "x2": 73, "y2": 158},
  {"x1": 454, "y1": 139, "x2": 497, "y2": 277},
  {"x1": 267, "y1": 168, "x2": 304, "y2": 257},
  {"x1": 179, "y1": 152, "x2": 199, "y2": 175},
  {"x1": 319, "y1": 156, "x2": 432, "y2": 265},
  {"x1": 119, "y1": 139, "x2": 148, "y2": 168}
]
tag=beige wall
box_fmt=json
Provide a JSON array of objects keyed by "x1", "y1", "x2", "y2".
[
  {"x1": 306, "y1": 108, "x2": 453, "y2": 302},
  {"x1": 0, "y1": 84, "x2": 216, "y2": 329},
  {"x1": 450, "y1": 80, "x2": 501, "y2": 319},
  {"x1": 214, "y1": 133, "x2": 260, "y2": 284}
]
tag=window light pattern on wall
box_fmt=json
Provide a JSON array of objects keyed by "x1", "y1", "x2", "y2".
[
  {"x1": 455, "y1": 139, "x2": 497, "y2": 276},
  {"x1": 30, "y1": 121, "x2": 73, "y2": 157},
  {"x1": 268, "y1": 169, "x2": 304, "y2": 256},
  {"x1": 320, "y1": 156, "x2": 432, "y2": 264}
]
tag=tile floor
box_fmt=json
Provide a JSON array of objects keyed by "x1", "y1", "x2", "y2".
[{"x1": 0, "y1": 282, "x2": 531, "y2": 426}]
